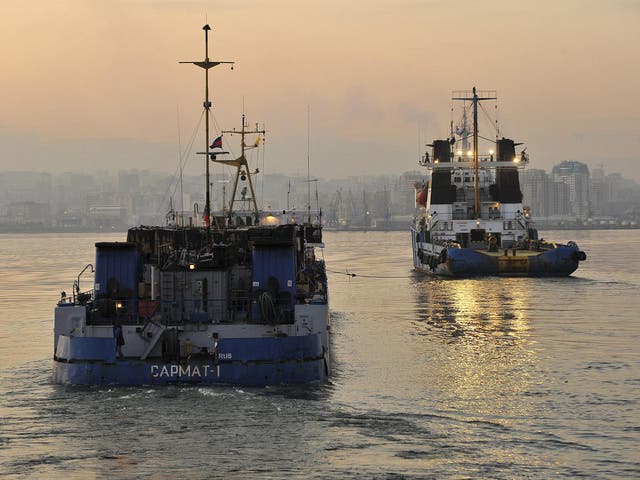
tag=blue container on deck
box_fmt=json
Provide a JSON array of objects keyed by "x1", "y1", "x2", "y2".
[
  {"x1": 94, "y1": 242, "x2": 140, "y2": 300},
  {"x1": 252, "y1": 246, "x2": 296, "y2": 309}
]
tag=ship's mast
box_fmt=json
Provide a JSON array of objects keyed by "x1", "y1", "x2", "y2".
[
  {"x1": 472, "y1": 88, "x2": 479, "y2": 218},
  {"x1": 307, "y1": 106, "x2": 311, "y2": 225},
  {"x1": 180, "y1": 24, "x2": 234, "y2": 228},
  {"x1": 461, "y1": 108, "x2": 469, "y2": 154},
  {"x1": 216, "y1": 115, "x2": 265, "y2": 220},
  {"x1": 452, "y1": 87, "x2": 496, "y2": 218}
]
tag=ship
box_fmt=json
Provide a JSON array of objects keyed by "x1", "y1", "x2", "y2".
[
  {"x1": 52, "y1": 25, "x2": 330, "y2": 386},
  {"x1": 411, "y1": 88, "x2": 586, "y2": 277}
]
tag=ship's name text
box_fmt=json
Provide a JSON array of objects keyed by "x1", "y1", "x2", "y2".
[{"x1": 151, "y1": 364, "x2": 213, "y2": 378}]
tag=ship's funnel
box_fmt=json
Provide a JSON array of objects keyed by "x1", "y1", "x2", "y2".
[
  {"x1": 493, "y1": 138, "x2": 523, "y2": 203},
  {"x1": 496, "y1": 138, "x2": 516, "y2": 163},
  {"x1": 432, "y1": 140, "x2": 451, "y2": 163}
]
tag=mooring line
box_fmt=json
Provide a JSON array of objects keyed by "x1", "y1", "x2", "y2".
[{"x1": 325, "y1": 268, "x2": 407, "y2": 279}]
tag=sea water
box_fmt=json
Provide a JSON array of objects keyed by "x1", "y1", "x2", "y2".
[{"x1": 1, "y1": 230, "x2": 638, "y2": 478}]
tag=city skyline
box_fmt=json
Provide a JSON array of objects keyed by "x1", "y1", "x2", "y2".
[
  {"x1": 2, "y1": 158, "x2": 639, "y2": 232},
  {"x1": 2, "y1": 1, "x2": 639, "y2": 181}
]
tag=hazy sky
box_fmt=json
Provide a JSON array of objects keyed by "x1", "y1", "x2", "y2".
[{"x1": 2, "y1": 0, "x2": 639, "y2": 180}]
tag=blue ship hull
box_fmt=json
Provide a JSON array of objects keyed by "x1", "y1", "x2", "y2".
[
  {"x1": 412, "y1": 227, "x2": 585, "y2": 277},
  {"x1": 52, "y1": 357, "x2": 328, "y2": 386},
  {"x1": 443, "y1": 246, "x2": 582, "y2": 277},
  {"x1": 53, "y1": 333, "x2": 329, "y2": 386}
]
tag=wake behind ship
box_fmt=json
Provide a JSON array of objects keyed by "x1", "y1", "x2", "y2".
[
  {"x1": 52, "y1": 26, "x2": 330, "y2": 386},
  {"x1": 411, "y1": 88, "x2": 586, "y2": 277}
]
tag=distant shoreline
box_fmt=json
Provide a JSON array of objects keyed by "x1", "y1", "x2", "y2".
[
  {"x1": 1, "y1": 225, "x2": 637, "y2": 234},
  {"x1": 325, "y1": 225, "x2": 640, "y2": 232},
  {"x1": 0, "y1": 226, "x2": 128, "y2": 234}
]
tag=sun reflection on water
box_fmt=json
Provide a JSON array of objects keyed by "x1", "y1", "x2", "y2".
[{"x1": 410, "y1": 276, "x2": 538, "y2": 420}]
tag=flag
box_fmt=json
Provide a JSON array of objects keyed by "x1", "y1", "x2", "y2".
[
  {"x1": 210, "y1": 135, "x2": 222, "y2": 149},
  {"x1": 203, "y1": 205, "x2": 210, "y2": 227}
]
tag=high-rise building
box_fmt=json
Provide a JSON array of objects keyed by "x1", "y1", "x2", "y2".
[
  {"x1": 521, "y1": 169, "x2": 552, "y2": 217},
  {"x1": 552, "y1": 161, "x2": 590, "y2": 219},
  {"x1": 549, "y1": 179, "x2": 571, "y2": 217},
  {"x1": 0, "y1": 172, "x2": 52, "y2": 204},
  {"x1": 589, "y1": 166, "x2": 607, "y2": 216}
]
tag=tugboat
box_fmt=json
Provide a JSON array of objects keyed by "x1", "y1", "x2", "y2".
[
  {"x1": 52, "y1": 25, "x2": 330, "y2": 385},
  {"x1": 411, "y1": 88, "x2": 586, "y2": 277}
]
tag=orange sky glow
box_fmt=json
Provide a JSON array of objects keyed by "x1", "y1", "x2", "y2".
[{"x1": 2, "y1": 0, "x2": 639, "y2": 180}]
